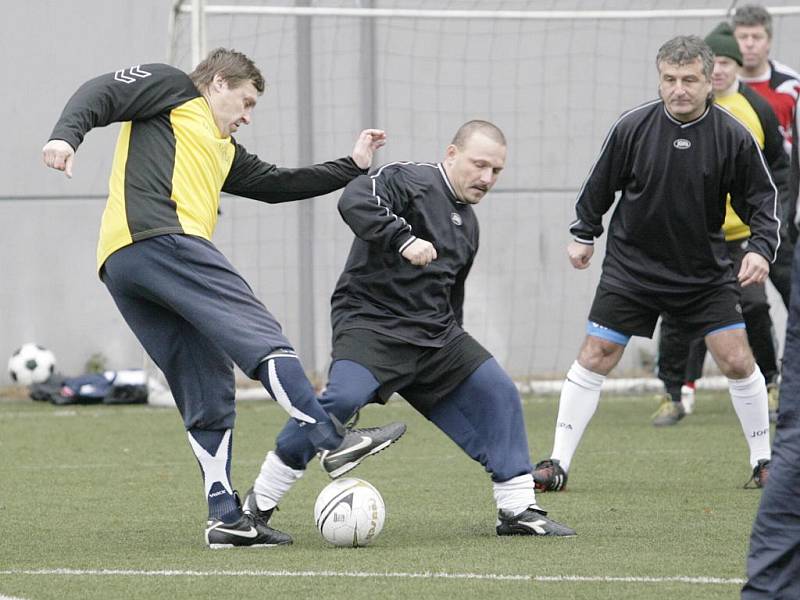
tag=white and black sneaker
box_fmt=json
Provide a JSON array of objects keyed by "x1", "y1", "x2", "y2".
[
  {"x1": 319, "y1": 422, "x2": 406, "y2": 479},
  {"x1": 205, "y1": 510, "x2": 292, "y2": 549},
  {"x1": 496, "y1": 506, "x2": 576, "y2": 537}
]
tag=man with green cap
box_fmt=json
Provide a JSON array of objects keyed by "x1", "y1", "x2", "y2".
[{"x1": 654, "y1": 22, "x2": 790, "y2": 429}]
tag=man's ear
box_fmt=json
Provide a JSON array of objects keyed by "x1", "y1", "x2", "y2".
[{"x1": 212, "y1": 73, "x2": 227, "y2": 92}]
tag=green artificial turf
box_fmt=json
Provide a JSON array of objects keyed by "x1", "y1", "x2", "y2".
[{"x1": 0, "y1": 390, "x2": 764, "y2": 599}]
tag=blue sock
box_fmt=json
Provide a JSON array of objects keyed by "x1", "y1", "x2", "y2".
[{"x1": 187, "y1": 428, "x2": 241, "y2": 523}]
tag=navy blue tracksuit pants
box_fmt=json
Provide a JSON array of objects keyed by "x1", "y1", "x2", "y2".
[
  {"x1": 275, "y1": 357, "x2": 533, "y2": 483},
  {"x1": 101, "y1": 234, "x2": 327, "y2": 432},
  {"x1": 742, "y1": 242, "x2": 800, "y2": 599}
]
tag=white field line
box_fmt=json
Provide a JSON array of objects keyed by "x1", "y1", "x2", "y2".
[
  {"x1": 0, "y1": 594, "x2": 30, "y2": 600},
  {"x1": 0, "y1": 568, "x2": 745, "y2": 586}
]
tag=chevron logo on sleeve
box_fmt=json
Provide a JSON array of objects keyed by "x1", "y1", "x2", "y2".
[{"x1": 114, "y1": 65, "x2": 152, "y2": 84}]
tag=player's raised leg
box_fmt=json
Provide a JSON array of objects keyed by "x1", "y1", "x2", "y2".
[{"x1": 244, "y1": 360, "x2": 405, "y2": 527}]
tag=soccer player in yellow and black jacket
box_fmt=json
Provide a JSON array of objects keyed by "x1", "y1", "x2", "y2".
[{"x1": 42, "y1": 48, "x2": 406, "y2": 549}]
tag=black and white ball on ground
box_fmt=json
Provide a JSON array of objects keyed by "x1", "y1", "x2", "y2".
[
  {"x1": 314, "y1": 477, "x2": 385, "y2": 547},
  {"x1": 7, "y1": 343, "x2": 56, "y2": 386}
]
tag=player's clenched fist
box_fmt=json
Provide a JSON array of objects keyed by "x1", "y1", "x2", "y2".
[
  {"x1": 567, "y1": 240, "x2": 593, "y2": 269},
  {"x1": 42, "y1": 140, "x2": 75, "y2": 178},
  {"x1": 402, "y1": 238, "x2": 437, "y2": 266}
]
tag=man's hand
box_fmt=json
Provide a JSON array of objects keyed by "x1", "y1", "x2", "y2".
[
  {"x1": 568, "y1": 240, "x2": 594, "y2": 269},
  {"x1": 42, "y1": 140, "x2": 75, "y2": 178},
  {"x1": 351, "y1": 129, "x2": 387, "y2": 170},
  {"x1": 401, "y1": 238, "x2": 437, "y2": 267},
  {"x1": 738, "y1": 251, "x2": 770, "y2": 287}
]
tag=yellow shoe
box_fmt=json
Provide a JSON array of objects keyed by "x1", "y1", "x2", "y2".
[
  {"x1": 651, "y1": 395, "x2": 685, "y2": 427},
  {"x1": 767, "y1": 383, "x2": 779, "y2": 423}
]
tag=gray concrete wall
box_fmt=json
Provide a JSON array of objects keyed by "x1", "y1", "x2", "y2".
[{"x1": 3, "y1": 0, "x2": 800, "y2": 384}]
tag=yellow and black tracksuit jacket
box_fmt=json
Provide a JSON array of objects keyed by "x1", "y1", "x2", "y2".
[
  {"x1": 48, "y1": 63, "x2": 364, "y2": 271},
  {"x1": 718, "y1": 82, "x2": 790, "y2": 242}
]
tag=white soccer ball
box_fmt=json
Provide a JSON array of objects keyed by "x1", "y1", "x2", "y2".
[
  {"x1": 8, "y1": 343, "x2": 56, "y2": 386},
  {"x1": 314, "y1": 477, "x2": 385, "y2": 547}
]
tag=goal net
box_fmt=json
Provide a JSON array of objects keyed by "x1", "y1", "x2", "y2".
[{"x1": 168, "y1": 1, "x2": 800, "y2": 386}]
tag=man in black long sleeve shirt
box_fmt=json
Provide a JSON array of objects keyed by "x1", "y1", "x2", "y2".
[
  {"x1": 42, "y1": 48, "x2": 404, "y2": 549},
  {"x1": 244, "y1": 121, "x2": 576, "y2": 540},
  {"x1": 533, "y1": 36, "x2": 777, "y2": 493}
]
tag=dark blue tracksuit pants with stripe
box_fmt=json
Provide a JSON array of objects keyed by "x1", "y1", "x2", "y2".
[{"x1": 101, "y1": 234, "x2": 334, "y2": 442}]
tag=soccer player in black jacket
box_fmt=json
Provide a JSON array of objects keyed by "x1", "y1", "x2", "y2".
[
  {"x1": 42, "y1": 48, "x2": 405, "y2": 549},
  {"x1": 243, "y1": 121, "x2": 576, "y2": 538},
  {"x1": 532, "y1": 36, "x2": 779, "y2": 493}
]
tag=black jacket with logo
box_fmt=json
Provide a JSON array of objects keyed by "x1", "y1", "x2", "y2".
[
  {"x1": 331, "y1": 161, "x2": 478, "y2": 347},
  {"x1": 570, "y1": 99, "x2": 780, "y2": 294}
]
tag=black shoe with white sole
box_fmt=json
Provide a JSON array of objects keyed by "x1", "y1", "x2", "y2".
[
  {"x1": 319, "y1": 422, "x2": 406, "y2": 479},
  {"x1": 496, "y1": 506, "x2": 576, "y2": 537},
  {"x1": 205, "y1": 511, "x2": 292, "y2": 549}
]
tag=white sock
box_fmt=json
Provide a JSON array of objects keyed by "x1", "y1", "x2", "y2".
[
  {"x1": 493, "y1": 474, "x2": 539, "y2": 515},
  {"x1": 253, "y1": 451, "x2": 305, "y2": 511},
  {"x1": 551, "y1": 361, "x2": 605, "y2": 472},
  {"x1": 728, "y1": 368, "x2": 771, "y2": 467}
]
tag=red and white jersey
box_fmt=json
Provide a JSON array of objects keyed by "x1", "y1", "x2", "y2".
[{"x1": 741, "y1": 60, "x2": 800, "y2": 156}]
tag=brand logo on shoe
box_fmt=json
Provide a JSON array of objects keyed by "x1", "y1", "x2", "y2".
[
  {"x1": 518, "y1": 519, "x2": 548, "y2": 535},
  {"x1": 213, "y1": 525, "x2": 259, "y2": 539},
  {"x1": 326, "y1": 435, "x2": 373, "y2": 458},
  {"x1": 673, "y1": 138, "x2": 691, "y2": 150}
]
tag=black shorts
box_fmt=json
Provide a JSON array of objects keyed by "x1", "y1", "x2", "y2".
[
  {"x1": 589, "y1": 279, "x2": 744, "y2": 339},
  {"x1": 331, "y1": 328, "x2": 492, "y2": 413}
]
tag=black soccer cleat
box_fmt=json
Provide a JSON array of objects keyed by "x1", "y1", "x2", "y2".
[
  {"x1": 205, "y1": 511, "x2": 292, "y2": 549},
  {"x1": 496, "y1": 506, "x2": 576, "y2": 537},
  {"x1": 242, "y1": 487, "x2": 277, "y2": 526},
  {"x1": 533, "y1": 458, "x2": 568, "y2": 492},
  {"x1": 319, "y1": 422, "x2": 407, "y2": 479},
  {"x1": 744, "y1": 459, "x2": 771, "y2": 489}
]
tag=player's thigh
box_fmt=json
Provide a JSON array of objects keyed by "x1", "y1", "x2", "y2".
[
  {"x1": 588, "y1": 281, "x2": 660, "y2": 340},
  {"x1": 428, "y1": 358, "x2": 524, "y2": 440},
  {"x1": 110, "y1": 235, "x2": 292, "y2": 377},
  {"x1": 103, "y1": 274, "x2": 235, "y2": 429},
  {"x1": 319, "y1": 360, "x2": 381, "y2": 422},
  {"x1": 584, "y1": 282, "x2": 655, "y2": 372}
]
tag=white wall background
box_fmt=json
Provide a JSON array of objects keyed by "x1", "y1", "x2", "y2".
[{"x1": 2, "y1": 0, "x2": 798, "y2": 384}]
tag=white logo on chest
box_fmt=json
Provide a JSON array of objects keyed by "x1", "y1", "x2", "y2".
[
  {"x1": 673, "y1": 138, "x2": 691, "y2": 150},
  {"x1": 450, "y1": 212, "x2": 463, "y2": 226}
]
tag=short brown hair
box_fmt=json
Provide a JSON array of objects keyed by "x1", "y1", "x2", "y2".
[
  {"x1": 732, "y1": 4, "x2": 773, "y2": 38},
  {"x1": 450, "y1": 120, "x2": 507, "y2": 148},
  {"x1": 189, "y1": 48, "x2": 265, "y2": 94},
  {"x1": 656, "y1": 35, "x2": 714, "y2": 80}
]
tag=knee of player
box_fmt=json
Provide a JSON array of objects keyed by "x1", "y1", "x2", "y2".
[
  {"x1": 577, "y1": 337, "x2": 624, "y2": 374},
  {"x1": 717, "y1": 348, "x2": 756, "y2": 379}
]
